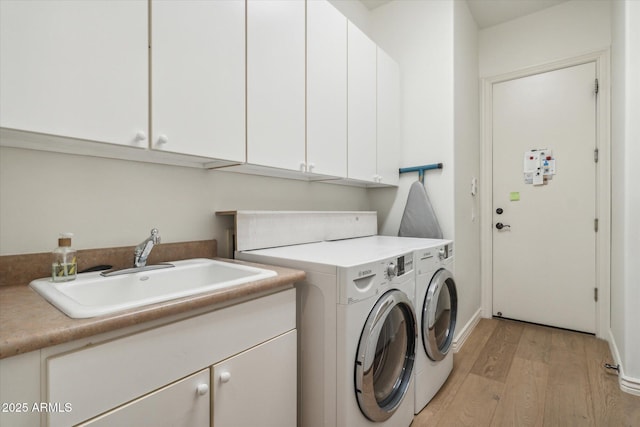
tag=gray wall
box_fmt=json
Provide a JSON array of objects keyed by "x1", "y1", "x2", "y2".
[
  {"x1": 611, "y1": 0, "x2": 640, "y2": 390},
  {"x1": 0, "y1": 147, "x2": 369, "y2": 257}
]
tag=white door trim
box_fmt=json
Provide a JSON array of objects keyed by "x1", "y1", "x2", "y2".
[{"x1": 480, "y1": 50, "x2": 611, "y2": 339}]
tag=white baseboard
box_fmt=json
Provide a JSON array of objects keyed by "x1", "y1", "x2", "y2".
[
  {"x1": 452, "y1": 308, "x2": 482, "y2": 353},
  {"x1": 620, "y1": 374, "x2": 640, "y2": 396},
  {"x1": 607, "y1": 330, "x2": 640, "y2": 396}
]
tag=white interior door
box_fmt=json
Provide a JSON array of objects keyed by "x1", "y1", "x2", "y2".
[{"x1": 492, "y1": 62, "x2": 597, "y2": 333}]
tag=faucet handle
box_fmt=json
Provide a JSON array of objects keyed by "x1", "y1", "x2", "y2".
[{"x1": 150, "y1": 228, "x2": 160, "y2": 243}]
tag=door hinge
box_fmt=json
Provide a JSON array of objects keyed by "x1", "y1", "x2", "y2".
[
  {"x1": 594, "y1": 218, "x2": 599, "y2": 232},
  {"x1": 595, "y1": 78, "x2": 599, "y2": 95},
  {"x1": 594, "y1": 287, "x2": 598, "y2": 302},
  {"x1": 594, "y1": 148, "x2": 599, "y2": 163}
]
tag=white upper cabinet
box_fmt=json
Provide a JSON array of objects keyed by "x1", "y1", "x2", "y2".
[
  {"x1": 0, "y1": 0, "x2": 401, "y2": 185},
  {"x1": 306, "y1": 0, "x2": 347, "y2": 178},
  {"x1": 0, "y1": 0, "x2": 148, "y2": 147},
  {"x1": 247, "y1": 0, "x2": 306, "y2": 171},
  {"x1": 151, "y1": 0, "x2": 245, "y2": 161},
  {"x1": 376, "y1": 48, "x2": 401, "y2": 186},
  {"x1": 347, "y1": 22, "x2": 378, "y2": 183}
]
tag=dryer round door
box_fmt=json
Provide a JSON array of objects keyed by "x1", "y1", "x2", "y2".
[
  {"x1": 423, "y1": 268, "x2": 458, "y2": 361},
  {"x1": 355, "y1": 289, "x2": 417, "y2": 422}
]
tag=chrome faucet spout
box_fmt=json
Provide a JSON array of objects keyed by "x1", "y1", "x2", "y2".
[{"x1": 134, "y1": 228, "x2": 160, "y2": 268}]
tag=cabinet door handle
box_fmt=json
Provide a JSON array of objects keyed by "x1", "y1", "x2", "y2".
[
  {"x1": 134, "y1": 131, "x2": 147, "y2": 142},
  {"x1": 157, "y1": 134, "x2": 169, "y2": 145},
  {"x1": 219, "y1": 371, "x2": 231, "y2": 383},
  {"x1": 196, "y1": 383, "x2": 209, "y2": 396}
]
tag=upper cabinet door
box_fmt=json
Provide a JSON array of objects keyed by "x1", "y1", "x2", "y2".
[
  {"x1": 306, "y1": 0, "x2": 347, "y2": 178},
  {"x1": 347, "y1": 22, "x2": 378, "y2": 182},
  {"x1": 0, "y1": 0, "x2": 148, "y2": 147},
  {"x1": 151, "y1": 0, "x2": 245, "y2": 161},
  {"x1": 247, "y1": 0, "x2": 305, "y2": 171},
  {"x1": 376, "y1": 48, "x2": 400, "y2": 186}
]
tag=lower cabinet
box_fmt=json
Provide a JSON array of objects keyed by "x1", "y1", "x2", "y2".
[
  {"x1": 33, "y1": 288, "x2": 296, "y2": 427},
  {"x1": 77, "y1": 370, "x2": 210, "y2": 427},
  {"x1": 213, "y1": 330, "x2": 297, "y2": 426},
  {"x1": 75, "y1": 330, "x2": 297, "y2": 427}
]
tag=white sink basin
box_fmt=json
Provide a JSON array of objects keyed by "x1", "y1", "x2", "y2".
[{"x1": 30, "y1": 258, "x2": 277, "y2": 319}]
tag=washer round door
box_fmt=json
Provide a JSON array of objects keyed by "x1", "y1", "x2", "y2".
[
  {"x1": 355, "y1": 289, "x2": 417, "y2": 422},
  {"x1": 423, "y1": 268, "x2": 458, "y2": 361}
]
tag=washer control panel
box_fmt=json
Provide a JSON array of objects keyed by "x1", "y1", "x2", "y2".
[
  {"x1": 341, "y1": 252, "x2": 414, "y2": 305},
  {"x1": 387, "y1": 253, "x2": 412, "y2": 280},
  {"x1": 386, "y1": 262, "x2": 397, "y2": 278},
  {"x1": 438, "y1": 243, "x2": 454, "y2": 260}
]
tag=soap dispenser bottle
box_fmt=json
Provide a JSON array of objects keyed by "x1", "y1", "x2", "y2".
[{"x1": 52, "y1": 233, "x2": 77, "y2": 282}]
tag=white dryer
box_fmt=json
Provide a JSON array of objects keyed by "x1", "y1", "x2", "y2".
[
  {"x1": 412, "y1": 240, "x2": 457, "y2": 413},
  {"x1": 239, "y1": 240, "x2": 417, "y2": 427}
]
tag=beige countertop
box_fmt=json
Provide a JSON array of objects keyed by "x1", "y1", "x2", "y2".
[{"x1": 0, "y1": 259, "x2": 304, "y2": 359}]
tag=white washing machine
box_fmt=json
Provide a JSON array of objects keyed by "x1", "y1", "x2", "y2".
[
  {"x1": 239, "y1": 239, "x2": 417, "y2": 427},
  {"x1": 342, "y1": 237, "x2": 457, "y2": 413}
]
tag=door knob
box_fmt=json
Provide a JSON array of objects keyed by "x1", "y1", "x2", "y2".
[{"x1": 496, "y1": 222, "x2": 511, "y2": 230}]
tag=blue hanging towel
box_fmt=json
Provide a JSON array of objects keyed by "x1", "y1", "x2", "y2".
[{"x1": 398, "y1": 180, "x2": 443, "y2": 239}]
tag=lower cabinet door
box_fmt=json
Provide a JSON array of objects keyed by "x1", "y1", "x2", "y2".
[
  {"x1": 77, "y1": 369, "x2": 210, "y2": 427},
  {"x1": 213, "y1": 330, "x2": 297, "y2": 427}
]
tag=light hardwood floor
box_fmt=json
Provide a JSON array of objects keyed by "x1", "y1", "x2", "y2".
[{"x1": 412, "y1": 318, "x2": 640, "y2": 427}]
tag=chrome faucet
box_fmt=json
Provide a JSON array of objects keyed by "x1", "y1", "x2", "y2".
[
  {"x1": 134, "y1": 228, "x2": 161, "y2": 268},
  {"x1": 100, "y1": 228, "x2": 173, "y2": 277}
]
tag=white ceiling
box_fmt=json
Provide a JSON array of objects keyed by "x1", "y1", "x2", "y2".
[{"x1": 360, "y1": 0, "x2": 570, "y2": 29}]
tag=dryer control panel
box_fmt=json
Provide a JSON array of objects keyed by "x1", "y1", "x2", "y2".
[{"x1": 415, "y1": 242, "x2": 454, "y2": 275}]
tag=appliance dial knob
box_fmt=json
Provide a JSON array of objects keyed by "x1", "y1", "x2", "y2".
[
  {"x1": 439, "y1": 248, "x2": 446, "y2": 259},
  {"x1": 386, "y1": 263, "x2": 397, "y2": 278}
]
